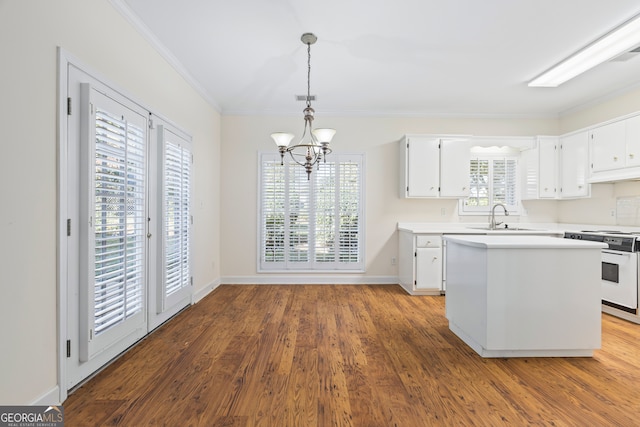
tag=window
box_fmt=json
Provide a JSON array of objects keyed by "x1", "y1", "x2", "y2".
[
  {"x1": 461, "y1": 152, "x2": 519, "y2": 214},
  {"x1": 259, "y1": 153, "x2": 364, "y2": 271}
]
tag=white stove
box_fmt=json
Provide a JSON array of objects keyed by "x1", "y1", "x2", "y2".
[{"x1": 565, "y1": 230, "x2": 640, "y2": 324}]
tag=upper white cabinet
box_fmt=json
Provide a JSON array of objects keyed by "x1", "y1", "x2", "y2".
[
  {"x1": 520, "y1": 136, "x2": 558, "y2": 200},
  {"x1": 440, "y1": 140, "x2": 472, "y2": 197},
  {"x1": 590, "y1": 120, "x2": 626, "y2": 172},
  {"x1": 399, "y1": 135, "x2": 470, "y2": 198},
  {"x1": 588, "y1": 114, "x2": 640, "y2": 183},
  {"x1": 627, "y1": 115, "x2": 640, "y2": 167},
  {"x1": 539, "y1": 137, "x2": 559, "y2": 198},
  {"x1": 560, "y1": 131, "x2": 590, "y2": 198}
]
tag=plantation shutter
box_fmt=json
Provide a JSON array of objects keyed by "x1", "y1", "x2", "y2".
[
  {"x1": 338, "y1": 160, "x2": 361, "y2": 263},
  {"x1": 468, "y1": 159, "x2": 490, "y2": 208},
  {"x1": 314, "y1": 161, "x2": 336, "y2": 263},
  {"x1": 262, "y1": 160, "x2": 286, "y2": 265},
  {"x1": 288, "y1": 161, "x2": 311, "y2": 265},
  {"x1": 493, "y1": 158, "x2": 518, "y2": 207},
  {"x1": 80, "y1": 84, "x2": 147, "y2": 362},
  {"x1": 463, "y1": 156, "x2": 519, "y2": 212},
  {"x1": 160, "y1": 125, "x2": 192, "y2": 311},
  {"x1": 259, "y1": 153, "x2": 364, "y2": 271}
]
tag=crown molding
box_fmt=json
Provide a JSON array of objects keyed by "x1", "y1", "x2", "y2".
[{"x1": 108, "y1": 0, "x2": 221, "y2": 112}]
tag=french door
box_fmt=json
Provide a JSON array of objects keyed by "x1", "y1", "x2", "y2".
[{"x1": 65, "y1": 64, "x2": 192, "y2": 389}]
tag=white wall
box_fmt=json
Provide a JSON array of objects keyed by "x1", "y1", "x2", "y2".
[
  {"x1": 220, "y1": 115, "x2": 558, "y2": 281},
  {"x1": 0, "y1": 0, "x2": 220, "y2": 404}
]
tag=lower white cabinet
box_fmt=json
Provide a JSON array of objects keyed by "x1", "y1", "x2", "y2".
[
  {"x1": 416, "y1": 247, "x2": 443, "y2": 289},
  {"x1": 398, "y1": 231, "x2": 443, "y2": 295}
]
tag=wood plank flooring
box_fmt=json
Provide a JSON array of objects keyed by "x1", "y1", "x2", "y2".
[{"x1": 63, "y1": 285, "x2": 640, "y2": 426}]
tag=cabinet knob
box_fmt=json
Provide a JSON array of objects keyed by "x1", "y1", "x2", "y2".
[
  {"x1": 544, "y1": 187, "x2": 548, "y2": 191},
  {"x1": 462, "y1": 187, "x2": 466, "y2": 190},
  {"x1": 614, "y1": 156, "x2": 618, "y2": 161},
  {"x1": 630, "y1": 153, "x2": 635, "y2": 159}
]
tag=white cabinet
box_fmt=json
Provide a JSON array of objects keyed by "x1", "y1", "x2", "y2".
[
  {"x1": 590, "y1": 120, "x2": 626, "y2": 172},
  {"x1": 415, "y1": 236, "x2": 442, "y2": 289},
  {"x1": 560, "y1": 131, "x2": 590, "y2": 198},
  {"x1": 399, "y1": 135, "x2": 470, "y2": 198},
  {"x1": 539, "y1": 137, "x2": 558, "y2": 198},
  {"x1": 588, "y1": 114, "x2": 640, "y2": 182},
  {"x1": 626, "y1": 115, "x2": 640, "y2": 167},
  {"x1": 520, "y1": 136, "x2": 558, "y2": 200},
  {"x1": 440, "y1": 141, "x2": 471, "y2": 197},
  {"x1": 402, "y1": 136, "x2": 439, "y2": 197},
  {"x1": 398, "y1": 231, "x2": 443, "y2": 295}
]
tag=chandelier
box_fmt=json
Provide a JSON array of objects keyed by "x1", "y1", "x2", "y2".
[{"x1": 271, "y1": 33, "x2": 335, "y2": 180}]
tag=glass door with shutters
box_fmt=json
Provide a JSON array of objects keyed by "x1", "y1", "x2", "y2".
[
  {"x1": 65, "y1": 66, "x2": 193, "y2": 389},
  {"x1": 79, "y1": 86, "x2": 148, "y2": 363},
  {"x1": 66, "y1": 79, "x2": 149, "y2": 386},
  {"x1": 147, "y1": 122, "x2": 193, "y2": 331}
]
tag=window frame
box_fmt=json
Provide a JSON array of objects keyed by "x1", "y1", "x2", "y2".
[{"x1": 257, "y1": 151, "x2": 365, "y2": 273}]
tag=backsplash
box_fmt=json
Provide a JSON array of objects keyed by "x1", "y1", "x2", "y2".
[{"x1": 617, "y1": 196, "x2": 640, "y2": 226}]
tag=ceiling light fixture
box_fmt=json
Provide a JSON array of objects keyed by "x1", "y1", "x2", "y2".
[
  {"x1": 271, "y1": 33, "x2": 335, "y2": 179},
  {"x1": 528, "y1": 12, "x2": 640, "y2": 87}
]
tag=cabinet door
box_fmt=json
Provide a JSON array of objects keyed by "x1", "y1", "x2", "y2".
[
  {"x1": 416, "y1": 247, "x2": 442, "y2": 290},
  {"x1": 590, "y1": 121, "x2": 626, "y2": 172},
  {"x1": 538, "y1": 137, "x2": 558, "y2": 198},
  {"x1": 406, "y1": 137, "x2": 440, "y2": 197},
  {"x1": 439, "y1": 140, "x2": 470, "y2": 197},
  {"x1": 626, "y1": 115, "x2": 640, "y2": 167},
  {"x1": 560, "y1": 131, "x2": 589, "y2": 198},
  {"x1": 519, "y1": 148, "x2": 538, "y2": 200}
]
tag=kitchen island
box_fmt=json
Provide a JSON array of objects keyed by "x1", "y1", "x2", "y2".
[{"x1": 443, "y1": 235, "x2": 606, "y2": 358}]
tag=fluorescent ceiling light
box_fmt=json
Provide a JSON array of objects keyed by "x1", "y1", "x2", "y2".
[{"x1": 529, "y1": 12, "x2": 640, "y2": 87}]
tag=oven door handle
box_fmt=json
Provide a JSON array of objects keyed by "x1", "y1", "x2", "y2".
[{"x1": 602, "y1": 250, "x2": 633, "y2": 257}]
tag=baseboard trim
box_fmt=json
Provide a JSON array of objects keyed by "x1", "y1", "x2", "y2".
[
  {"x1": 221, "y1": 275, "x2": 399, "y2": 285},
  {"x1": 31, "y1": 385, "x2": 61, "y2": 406},
  {"x1": 193, "y1": 278, "x2": 221, "y2": 303}
]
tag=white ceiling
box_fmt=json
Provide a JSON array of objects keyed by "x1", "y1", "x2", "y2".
[{"x1": 118, "y1": 0, "x2": 640, "y2": 117}]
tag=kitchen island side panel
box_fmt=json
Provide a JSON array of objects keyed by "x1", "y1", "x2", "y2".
[
  {"x1": 445, "y1": 241, "x2": 488, "y2": 348},
  {"x1": 485, "y1": 248, "x2": 602, "y2": 350}
]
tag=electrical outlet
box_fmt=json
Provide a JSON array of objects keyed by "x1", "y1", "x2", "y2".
[
  {"x1": 391, "y1": 257, "x2": 396, "y2": 266},
  {"x1": 610, "y1": 209, "x2": 616, "y2": 217},
  {"x1": 440, "y1": 208, "x2": 446, "y2": 216}
]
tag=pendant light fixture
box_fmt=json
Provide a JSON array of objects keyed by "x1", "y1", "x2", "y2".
[{"x1": 271, "y1": 33, "x2": 335, "y2": 179}]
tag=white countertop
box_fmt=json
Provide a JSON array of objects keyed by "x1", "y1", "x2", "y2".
[
  {"x1": 443, "y1": 234, "x2": 607, "y2": 249},
  {"x1": 397, "y1": 222, "x2": 564, "y2": 235}
]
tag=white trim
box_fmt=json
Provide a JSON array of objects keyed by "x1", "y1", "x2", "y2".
[
  {"x1": 193, "y1": 279, "x2": 222, "y2": 303},
  {"x1": 221, "y1": 275, "x2": 398, "y2": 285},
  {"x1": 108, "y1": 0, "x2": 220, "y2": 112},
  {"x1": 31, "y1": 386, "x2": 61, "y2": 406},
  {"x1": 56, "y1": 47, "x2": 70, "y2": 404}
]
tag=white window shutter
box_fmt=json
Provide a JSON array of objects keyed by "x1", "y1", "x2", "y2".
[
  {"x1": 259, "y1": 153, "x2": 364, "y2": 271},
  {"x1": 79, "y1": 84, "x2": 147, "y2": 362}
]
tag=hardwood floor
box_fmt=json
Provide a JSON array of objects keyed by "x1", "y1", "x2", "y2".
[{"x1": 64, "y1": 285, "x2": 640, "y2": 426}]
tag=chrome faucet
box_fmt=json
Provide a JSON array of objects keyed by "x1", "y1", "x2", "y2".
[{"x1": 489, "y1": 203, "x2": 509, "y2": 230}]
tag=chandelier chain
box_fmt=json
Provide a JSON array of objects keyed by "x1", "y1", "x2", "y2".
[{"x1": 306, "y1": 42, "x2": 312, "y2": 108}]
